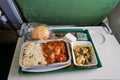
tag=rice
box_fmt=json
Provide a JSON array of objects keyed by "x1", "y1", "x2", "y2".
[{"x1": 22, "y1": 42, "x2": 47, "y2": 67}]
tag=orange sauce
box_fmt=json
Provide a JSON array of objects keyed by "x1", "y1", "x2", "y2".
[{"x1": 41, "y1": 41, "x2": 68, "y2": 64}]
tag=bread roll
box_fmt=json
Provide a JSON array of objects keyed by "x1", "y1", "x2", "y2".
[{"x1": 31, "y1": 25, "x2": 49, "y2": 40}]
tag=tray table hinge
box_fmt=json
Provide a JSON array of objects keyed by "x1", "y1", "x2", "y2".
[{"x1": 100, "y1": 22, "x2": 112, "y2": 35}]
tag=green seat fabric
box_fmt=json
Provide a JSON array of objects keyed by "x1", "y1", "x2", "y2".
[{"x1": 15, "y1": 0, "x2": 119, "y2": 25}]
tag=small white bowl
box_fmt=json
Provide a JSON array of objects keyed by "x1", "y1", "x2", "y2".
[{"x1": 71, "y1": 41, "x2": 98, "y2": 67}]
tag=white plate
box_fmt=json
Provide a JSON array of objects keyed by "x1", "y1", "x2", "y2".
[
  {"x1": 19, "y1": 39, "x2": 71, "y2": 69},
  {"x1": 21, "y1": 62, "x2": 71, "y2": 72}
]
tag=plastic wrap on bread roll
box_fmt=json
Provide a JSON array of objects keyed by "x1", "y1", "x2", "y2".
[{"x1": 31, "y1": 25, "x2": 50, "y2": 40}]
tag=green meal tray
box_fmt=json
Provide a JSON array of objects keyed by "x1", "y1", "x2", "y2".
[{"x1": 19, "y1": 28, "x2": 102, "y2": 74}]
